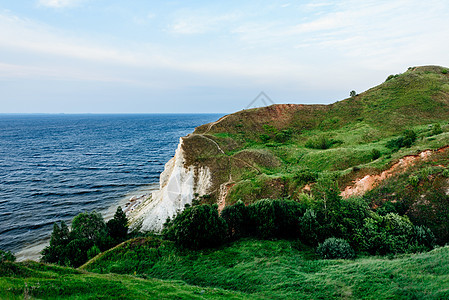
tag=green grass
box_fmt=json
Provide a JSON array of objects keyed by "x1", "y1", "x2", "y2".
[
  {"x1": 183, "y1": 66, "x2": 449, "y2": 205},
  {"x1": 81, "y1": 238, "x2": 449, "y2": 299},
  {"x1": 0, "y1": 260, "x2": 250, "y2": 299}
]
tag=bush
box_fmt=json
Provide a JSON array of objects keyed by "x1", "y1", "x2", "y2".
[
  {"x1": 431, "y1": 123, "x2": 443, "y2": 136},
  {"x1": 221, "y1": 200, "x2": 250, "y2": 239},
  {"x1": 305, "y1": 135, "x2": 333, "y2": 149},
  {"x1": 385, "y1": 74, "x2": 400, "y2": 81},
  {"x1": 354, "y1": 213, "x2": 417, "y2": 255},
  {"x1": 259, "y1": 134, "x2": 271, "y2": 143},
  {"x1": 408, "y1": 175, "x2": 420, "y2": 187},
  {"x1": 248, "y1": 199, "x2": 304, "y2": 239},
  {"x1": 442, "y1": 69, "x2": 448, "y2": 74},
  {"x1": 163, "y1": 204, "x2": 227, "y2": 249},
  {"x1": 42, "y1": 210, "x2": 128, "y2": 267},
  {"x1": 0, "y1": 250, "x2": 16, "y2": 262},
  {"x1": 299, "y1": 209, "x2": 320, "y2": 245},
  {"x1": 316, "y1": 238, "x2": 355, "y2": 259},
  {"x1": 294, "y1": 169, "x2": 318, "y2": 185},
  {"x1": 371, "y1": 148, "x2": 381, "y2": 160},
  {"x1": 386, "y1": 129, "x2": 417, "y2": 151}
]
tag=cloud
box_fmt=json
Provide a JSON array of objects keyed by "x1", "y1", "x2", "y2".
[
  {"x1": 168, "y1": 11, "x2": 242, "y2": 35},
  {"x1": 37, "y1": 0, "x2": 86, "y2": 8}
]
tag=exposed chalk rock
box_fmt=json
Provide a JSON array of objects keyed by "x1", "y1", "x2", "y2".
[{"x1": 129, "y1": 137, "x2": 211, "y2": 232}]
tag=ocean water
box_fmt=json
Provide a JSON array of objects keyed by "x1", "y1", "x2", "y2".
[{"x1": 0, "y1": 114, "x2": 222, "y2": 259}]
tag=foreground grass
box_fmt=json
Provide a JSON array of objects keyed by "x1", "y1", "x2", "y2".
[
  {"x1": 0, "y1": 260, "x2": 250, "y2": 299},
  {"x1": 82, "y1": 238, "x2": 449, "y2": 299}
]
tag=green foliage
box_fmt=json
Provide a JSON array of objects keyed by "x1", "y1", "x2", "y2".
[
  {"x1": 107, "y1": 206, "x2": 129, "y2": 244},
  {"x1": 163, "y1": 204, "x2": 227, "y2": 249},
  {"x1": 259, "y1": 133, "x2": 270, "y2": 143},
  {"x1": 274, "y1": 129, "x2": 292, "y2": 143},
  {"x1": 370, "y1": 148, "x2": 381, "y2": 160},
  {"x1": 221, "y1": 200, "x2": 250, "y2": 239},
  {"x1": 247, "y1": 199, "x2": 304, "y2": 239},
  {"x1": 42, "y1": 210, "x2": 129, "y2": 267},
  {"x1": 386, "y1": 74, "x2": 400, "y2": 81},
  {"x1": 386, "y1": 129, "x2": 417, "y2": 151},
  {"x1": 316, "y1": 238, "x2": 355, "y2": 259},
  {"x1": 431, "y1": 123, "x2": 443, "y2": 136},
  {"x1": 87, "y1": 245, "x2": 101, "y2": 260},
  {"x1": 408, "y1": 175, "x2": 420, "y2": 186},
  {"x1": 72, "y1": 211, "x2": 108, "y2": 246},
  {"x1": 305, "y1": 135, "x2": 334, "y2": 149},
  {"x1": 294, "y1": 169, "x2": 318, "y2": 185},
  {"x1": 0, "y1": 250, "x2": 16, "y2": 263},
  {"x1": 82, "y1": 237, "x2": 449, "y2": 299},
  {"x1": 442, "y1": 69, "x2": 448, "y2": 74},
  {"x1": 350, "y1": 90, "x2": 356, "y2": 97},
  {"x1": 354, "y1": 213, "x2": 425, "y2": 255}
]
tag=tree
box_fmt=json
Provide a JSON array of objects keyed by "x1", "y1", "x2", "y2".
[
  {"x1": 163, "y1": 204, "x2": 227, "y2": 249},
  {"x1": 107, "y1": 206, "x2": 129, "y2": 243},
  {"x1": 71, "y1": 211, "x2": 107, "y2": 246},
  {"x1": 350, "y1": 90, "x2": 357, "y2": 97}
]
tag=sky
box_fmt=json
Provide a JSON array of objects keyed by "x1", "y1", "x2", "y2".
[{"x1": 0, "y1": 0, "x2": 448, "y2": 113}]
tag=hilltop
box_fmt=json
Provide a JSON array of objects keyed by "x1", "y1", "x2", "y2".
[{"x1": 164, "y1": 65, "x2": 449, "y2": 242}]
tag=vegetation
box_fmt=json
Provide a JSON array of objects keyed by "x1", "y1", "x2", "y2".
[
  {"x1": 0, "y1": 249, "x2": 16, "y2": 263},
  {"x1": 41, "y1": 207, "x2": 129, "y2": 267},
  {"x1": 317, "y1": 238, "x2": 355, "y2": 259},
  {"x1": 80, "y1": 238, "x2": 449, "y2": 299},
  {"x1": 4, "y1": 65, "x2": 449, "y2": 298}
]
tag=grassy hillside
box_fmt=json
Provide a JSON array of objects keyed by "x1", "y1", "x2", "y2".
[
  {"x1": 182, "y1": 65, "x2": 449, "y2": 209},
  {"x1": 0, "y1": 259, "x2": 249, "y2": 299},
  {"x1": 81, "y1": 237, "x2": 449, "y2": 299}
]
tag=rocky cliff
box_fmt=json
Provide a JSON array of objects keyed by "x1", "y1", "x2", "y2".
[{"x1": 130, "y1": 65, "x2": 449, "y2": 233}]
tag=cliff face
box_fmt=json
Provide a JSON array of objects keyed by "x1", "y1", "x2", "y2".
[
  {"x1": 129, "y1": 138, "x2": 212, "y2": 232},
  {"x1": 130, "y1": 65, "x2": 449, "y2": 233}
]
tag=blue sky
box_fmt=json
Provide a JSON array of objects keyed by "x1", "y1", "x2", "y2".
[{"x1": 0, "y1": 0, "x2": 448, "y2": 113}]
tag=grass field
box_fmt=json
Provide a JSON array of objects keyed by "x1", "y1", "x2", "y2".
[{"x1": 79, "y1": 238, "x2": 449, "y2": 299}]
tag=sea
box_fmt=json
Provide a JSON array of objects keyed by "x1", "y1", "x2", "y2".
[{"x1": 0, "y1": 113, "x2": 222, "y2": 261}]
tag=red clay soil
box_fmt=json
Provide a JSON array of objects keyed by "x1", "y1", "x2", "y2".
[{"x1": 341, "y1": 145, "x2": 449, "y2": 198}]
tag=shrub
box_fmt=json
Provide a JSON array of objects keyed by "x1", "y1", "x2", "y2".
[
  {"x1": 299, "y1": 209, "x2": 320, "y2": 245},
  {"x1": 386, "y1": 129, "x2": 417, "y2": 151},
  {"x1": 431, "y1": 123, "x2": 443, "y2": 136},
  {"x1": 371, "y1": 148, "x2": 381, "y2": 160},
  {"x1": 221, "y1": 200, "x2": 250, "y2": 239},
  {"x1": 305, "y1": 135, "x2": 333, "y2": 149},
  {"x1": 259, "y1": 134, "x2": 271, "y2": 143},
  {"x1": 248, "y1": 199, "x2": 304, "y2": 239},
  {"x1": 294, "y1": 169, "x2": 318, "y2": 185},
  {"x1": 354, "y1": 213, "x2": 416, "y2": 255},
  {"x1": 316, "y1": 238, "x2": 355, "y2": 259},
  {"x1": 163, "y1": 204, "x2": 227, "y2": 249},
  {"x1": 413, "y1": 225, "x2": 436, "y2": 250},
  {"x1": 350, "y1": 90, "x2": 356, "y2": 97},
  {"x1": 0, "y1": 250, "x2": 16, "y2": 262},
  {"x1": 442, "y1": 69, "x2": 448, "y2": 74},
  {"x1": 408, "y1": 175, "x2": 420, "y2": 187},
  {"x1": 274, "y1": 129, "x2": 292, "y2": 143},
  {"x1": 41, "y1": 210, "x2": 127, "y2": 267},
  {"x1": 385, "y1": 74, "x2": 400, "y2": 81}
]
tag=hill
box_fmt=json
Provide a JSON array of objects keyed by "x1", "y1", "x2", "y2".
[
  {"x1": 130, "y1": 65, "x2": 449, "y2": 237},
  {"x1": 79, "y1": 237, "x2": 449, "y2": 299}
]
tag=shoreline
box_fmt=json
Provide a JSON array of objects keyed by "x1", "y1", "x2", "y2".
[{"x1": 15, "y1": 183, "x2": 159, "y2": 262}]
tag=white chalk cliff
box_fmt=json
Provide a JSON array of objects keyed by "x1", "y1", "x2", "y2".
[{"x1": 129, "y1": 137, "x2": 211, "y2": 232}]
